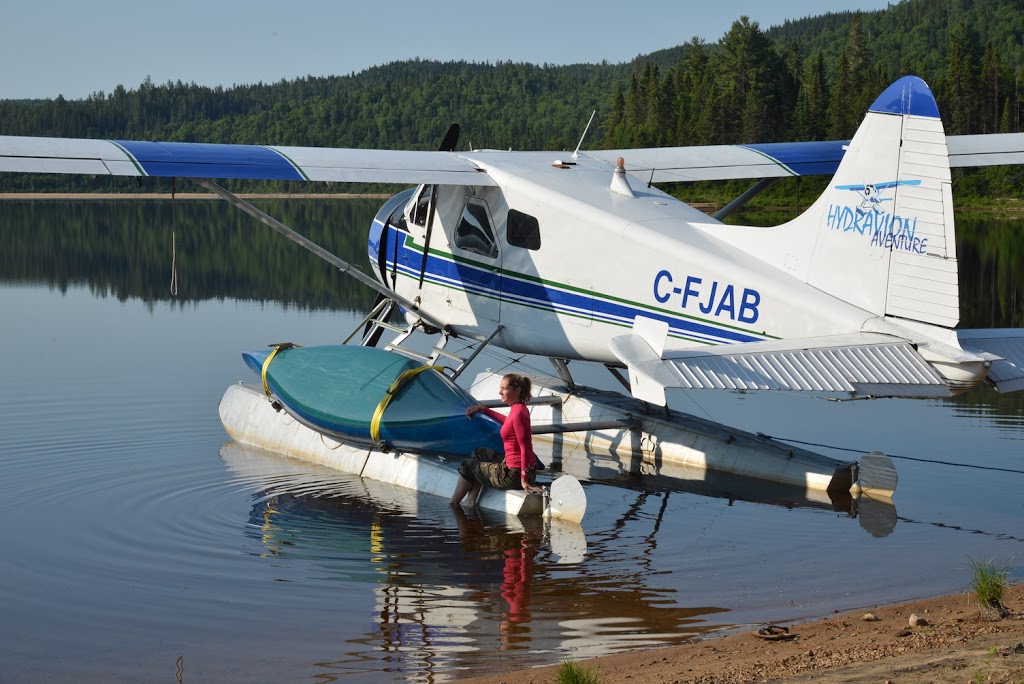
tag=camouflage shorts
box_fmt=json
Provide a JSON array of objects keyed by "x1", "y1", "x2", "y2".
[{"x1": 458, "y1": 448, "x2": 536, "y2": 490}]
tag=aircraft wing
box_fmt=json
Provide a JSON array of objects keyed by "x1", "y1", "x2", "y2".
[
  {"x1": 610, "y1": 331, "x2": 952, "y2": 406},
  {"x1": 3, "y1": 132, "x2": 1024, "y2": 187},
  {"x1": 590, "y1": 132, "x2": 1024, "y2": 184},
  {"x1": 0, "y1": 136, "x2": 496, "y2": 186},
  {"x1": 957, "y1": 329, "x2": 1024, "y2": 393},
  {"x1": 585, "y1": 141, "x2": 848, "y2": 182}
]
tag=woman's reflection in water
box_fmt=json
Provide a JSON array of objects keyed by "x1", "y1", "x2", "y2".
[{"x1": 451, "y1": 506, "x2": 544, "y2": 650}]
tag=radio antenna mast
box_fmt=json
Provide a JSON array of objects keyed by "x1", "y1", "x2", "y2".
[{"x1": 572, "y1": 111, "x2": 597, "y2": 160}]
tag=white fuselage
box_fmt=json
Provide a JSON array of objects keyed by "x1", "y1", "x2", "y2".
[{"x1": 370, "y1": 151, "x2": 880, "y2": 366}]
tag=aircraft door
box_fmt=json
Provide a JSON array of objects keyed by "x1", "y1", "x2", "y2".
[
  {"x1": 444, "y1": 196, "x2": 502, "y2": 326},
  {"x1": 382, "y1": 183, "x2": 460, "y2": 322}
]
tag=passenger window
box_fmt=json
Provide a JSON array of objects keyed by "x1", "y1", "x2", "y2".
[
  {"x1": 454, "y1": 201, "x2": 499, "y2": 258},
  {"x1": 507, "y1": 209, "x2": 541, "y2": 250}
]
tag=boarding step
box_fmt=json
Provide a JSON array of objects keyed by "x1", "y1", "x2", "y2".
[
  {"x1": 384, "y1": 344, "x2": 432, "y2": 363},
  {"x1": 368, "y1": 318, "x2": 408, "y2": 334},
  {"x1": 383, "y1": 341, "x2": 467, "y2": 367},
  {"x1": 431, "y1": 346, "x2": 467, "y2": 363},
  {"x1": 375, "y1": 324, "x2": 504, "y2": 378}
]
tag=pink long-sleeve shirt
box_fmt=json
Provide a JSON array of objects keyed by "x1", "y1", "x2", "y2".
[{"x1": 482, "y1": 402, "x2": 537, "y2": 471}]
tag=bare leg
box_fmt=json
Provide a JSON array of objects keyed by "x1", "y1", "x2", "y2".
[
  {"x1": 467, "y1": 482, "x2": 484, "y2": 507},
  {"x1": 449, "y1": 475, "x2": 475, "y2": 505}
]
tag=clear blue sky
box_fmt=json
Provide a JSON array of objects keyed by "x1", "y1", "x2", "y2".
[{"x1": 2, "y1": 0, "x2": 894, "y2": 100}]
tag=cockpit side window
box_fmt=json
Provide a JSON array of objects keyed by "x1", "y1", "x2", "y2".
[
  {"x1": 387, "y1": 202, "x2": 408, "y2": 233},
  {"x1": 454, "y1": 200, "x2": 499, "y2": 258},
  {"x1": 506, "y1": 209, "x2": 541, "y2": 250},
  {"x1": 411, "y1": 185, "x2": 434, "y2": 228}
]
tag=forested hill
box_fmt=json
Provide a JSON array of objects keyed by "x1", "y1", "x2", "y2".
[
  {"x1": 2, "y1": 0, "x2": 1024, "y2": 195},
  {"x1": 0, "y1": 61, "x2": 624, "y2": 152}
]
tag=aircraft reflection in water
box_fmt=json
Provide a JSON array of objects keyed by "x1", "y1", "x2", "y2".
[
  {"x1": 220, "y1": 436, "x2": 895, "y2": 678},
  {"x1": 551, "y1": 442, "x2": 897, "y2": 539},
  {"x1": 221, "y1": 442, "x2": 720, "y2": 680}
]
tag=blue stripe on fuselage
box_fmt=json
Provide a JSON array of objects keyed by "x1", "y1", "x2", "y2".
[
  {"x1": 500, "y1": 272, "x2": 762, "y2": 344},
  {"x1": 113, "y1": 141, "x2": 304, "y2": 180},
  {"x1": 387, "y1": 227, "x2": 763, "y2": 345}
]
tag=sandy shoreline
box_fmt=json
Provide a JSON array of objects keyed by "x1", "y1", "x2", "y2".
[{"x1": 456, "y1": 584, "x2": 1024, "y2": 683}]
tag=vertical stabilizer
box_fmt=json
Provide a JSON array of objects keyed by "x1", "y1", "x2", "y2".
[{"x1": 805, "y1": 76, "x2": 958, "y2": 328}]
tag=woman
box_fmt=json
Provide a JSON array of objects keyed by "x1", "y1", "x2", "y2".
[{"x1": 449, "y1": 373, "x2": 542, "y2": 507}]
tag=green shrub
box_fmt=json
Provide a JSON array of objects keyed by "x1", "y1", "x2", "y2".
[
  {"x1": 967, "y1": 556, "x2": 1010, "y2": 620},
  {"x1": 555, "y1": 658, "x2": 602, "y2": 684}
]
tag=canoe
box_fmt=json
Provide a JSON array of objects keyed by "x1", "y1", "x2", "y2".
[{"x1": 242, "y1": 344, "x2": 504, "y2": 457}]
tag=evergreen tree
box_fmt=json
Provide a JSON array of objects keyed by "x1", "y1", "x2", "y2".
[
  {"x1": 718, "y1": 16, "x2": 785, "y2": 142},
  {"x1": 828, "y1": 13, "x2": 871, "y2": 138},
  {"x1": 793, "y1": 51, "x2": 829, "y2": 141},
  {"x1": 944, "y1": 18, "x2": 980, "y2": 135},
  {"x1": 979, "y1": 40, "x2": 1010, "y2": 133}
]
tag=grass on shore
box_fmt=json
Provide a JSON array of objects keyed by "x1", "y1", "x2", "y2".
[
  {"x1": 967, "y1": 556, "x2": 1010, "y2": 620},
  {"x1": 555, "y1": 658, "x2": 602, "y2": 684}
]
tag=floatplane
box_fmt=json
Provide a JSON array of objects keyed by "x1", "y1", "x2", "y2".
[{"x1": 3, "y1": 76, "x2": 1023, "y2": 523}]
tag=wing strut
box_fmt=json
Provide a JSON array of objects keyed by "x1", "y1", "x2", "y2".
[
  {"x1": 712, "y1": 177, "x2": 780, "y2": 221},
  {"x1": 417, "y1": 184, "x2": 438, "y2": 288},
  {"x1": 417, "y1": 126, "x2": 460, "y2": 287},
  {"x1": 191, "y1": 178, "x2": 446, "y2": 331}
]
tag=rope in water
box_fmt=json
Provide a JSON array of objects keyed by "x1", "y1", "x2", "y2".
[{"x1": 757, "y1": 433, "x2": 1024, "y2": 475}]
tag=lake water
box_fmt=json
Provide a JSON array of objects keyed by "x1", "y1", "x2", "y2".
[{"x1": 1, "y1": 200, "x2": 1022, "y2": 683}]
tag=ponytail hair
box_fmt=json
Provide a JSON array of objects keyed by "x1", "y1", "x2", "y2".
[{"x1": 502, "y1": 373, "x2": 532, "y2": 403}]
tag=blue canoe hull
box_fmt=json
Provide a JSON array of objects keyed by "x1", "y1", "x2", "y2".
[{"x1": 242, "y1": 345, "x2": 503, "y2": 457}]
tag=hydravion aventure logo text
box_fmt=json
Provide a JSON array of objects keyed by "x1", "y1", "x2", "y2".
[{"x1": 827, "y1": 179, "x2": 927, "y2": 254}]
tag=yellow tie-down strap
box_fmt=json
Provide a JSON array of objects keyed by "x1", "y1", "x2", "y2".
[
  {"x1": 370, "y1": 365, "x2": 442, "y2": 443},
  {"x1": 261, "y1": 342, "x2": 301, "y2": 397}
]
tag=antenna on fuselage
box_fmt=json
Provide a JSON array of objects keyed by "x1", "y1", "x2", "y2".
[{"x1": 572, "y1": 110, "x2": 597, "y2": 160}]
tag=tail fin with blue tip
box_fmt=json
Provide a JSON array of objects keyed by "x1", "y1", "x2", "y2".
[
  {"x1": 711, "y1": 76, "x2": 959, "y2": 330},
  {"x1": 802, "y1": 75, "x2": 958, "y2": 329}
]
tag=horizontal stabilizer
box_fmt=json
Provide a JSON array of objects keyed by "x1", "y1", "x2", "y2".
[
  {"x1": 946, "y1": 133, "x2": 1024, "y2": 168},
  {"x1": 610, "y1": 333, "x2": 951, "y2": 404},
  {"x1": 957, "y1": 329, "x2": 1024, "y2": 393}
]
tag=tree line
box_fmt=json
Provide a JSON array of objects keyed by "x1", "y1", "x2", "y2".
[
  {"x1": 2, "y1": 0, "x2": 1023, "y2": 197},
  {"x1": 0, "y1": 199, "x2": 379, "y2": 311},
  {"x1": 603, "y1": 1, "x2": 1024, "y2": 148}
]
